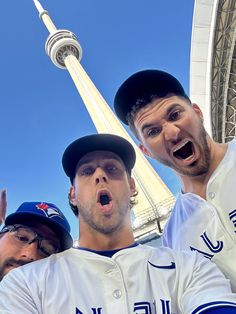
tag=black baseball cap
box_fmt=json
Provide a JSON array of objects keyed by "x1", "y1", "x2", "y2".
[
  {"x1": 4, "y1": 202, "x2": 73, "y2": 251},
  {"x1": 114, "y1": 69, "x2": 188, "y2": 124},
  {"x1": 62, "y1": 133, "x2": 136, "y2": 183}
]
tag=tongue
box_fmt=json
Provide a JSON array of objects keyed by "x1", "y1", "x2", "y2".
[{"x1": 99, "y1": 195, "x2": 112, "y2": 212}]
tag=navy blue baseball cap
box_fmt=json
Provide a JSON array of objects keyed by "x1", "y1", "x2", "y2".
[
  {"x1": 114, "y1": 69, "x2": 188, "y2": 124},
  {"x1": 5, "y1": 202, "x2": 73, "y2": 250},
  {"x1": 62, "y1": 133, "x2": 136, "y2": 183}
]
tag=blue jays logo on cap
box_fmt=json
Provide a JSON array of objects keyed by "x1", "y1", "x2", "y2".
[
  {"x1": 4, "y1": 201, "x2": 73, "y2": 250},
  {"x1": 36, "y1": 203, "x2": 64, "y2": 220}
]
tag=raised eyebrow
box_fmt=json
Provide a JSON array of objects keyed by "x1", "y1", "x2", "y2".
[
  {"x1": 166, "y1": 103, "x2": 182, "y2": 116},
  {"x1": 141, "y1": 104, "x2": 181, "y2": 134}
]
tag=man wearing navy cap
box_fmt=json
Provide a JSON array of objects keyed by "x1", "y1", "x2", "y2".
[
  {"x1": 113, "y1": 69, "x2": 236, "y2": 292},
  {"x1": 1, "y1": 133, "x2": 236, "y2": 313},
  {"x1": 0, "y1": 191, "x2": 72, "y2": 281}
]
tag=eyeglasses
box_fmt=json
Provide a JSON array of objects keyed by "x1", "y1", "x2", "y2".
[{"x1": 0, "y1": 224, "x2": 60, "y2": 257}]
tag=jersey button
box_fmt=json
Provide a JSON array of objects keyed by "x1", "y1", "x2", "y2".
[
  {"x1": 208, "y1": 192, "x2": 215, "y2": 199},
  {"x1": 113, "y1": 289, "x2": 122, "y2": 299}
]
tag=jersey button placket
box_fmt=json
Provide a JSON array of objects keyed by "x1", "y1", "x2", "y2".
[{"x1": 113, "y1": 289, "x2": 122, "y2": 299}]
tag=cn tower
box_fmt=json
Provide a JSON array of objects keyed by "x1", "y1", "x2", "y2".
[{"x1": 32, "y1": 0, "x2": 175, "y2": 241}]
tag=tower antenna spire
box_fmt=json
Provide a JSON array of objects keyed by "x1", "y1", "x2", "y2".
[
  {"x1": 32, "y1": 1, "x2": 175, "y2": 240},
  {"x1": 33, "y1": 0, "x2": 57, "y2": 33}
]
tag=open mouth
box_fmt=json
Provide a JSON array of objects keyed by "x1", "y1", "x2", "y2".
[
  {"x1": 97, "y1": 190, "x2": 112, "y2": 206},
  {"x1": 100, "y1": 194, "x2": 110, "y2": 205},
  {"x1": 173, "y1": 140, "x2": 194, "y2": 160}
]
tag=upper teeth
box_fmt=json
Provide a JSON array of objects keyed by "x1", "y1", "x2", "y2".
[{"x1": 173, "y1": 139, "x2": 189, "y2": 152}]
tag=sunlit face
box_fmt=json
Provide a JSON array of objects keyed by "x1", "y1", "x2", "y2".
[
  {"x1": 135, "y1": 96, "x2": 210, "y2": 177},
  {"x1": 0, "y1": 223, "x2": 59, "y2": 281},
  {"x1": 70, "y1": 151, "x2": 135, "y2": 235}
]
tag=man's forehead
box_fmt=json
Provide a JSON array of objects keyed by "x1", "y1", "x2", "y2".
[
  {"x1": 134, "y1": 95, "x2": 188, "y2": 123},
  {"x1": 76, "y1": 150, "x2": 124, "y2": 167}
]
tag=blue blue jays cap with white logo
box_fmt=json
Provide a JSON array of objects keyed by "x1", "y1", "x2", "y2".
[{"x1": 5, "y1": 202, "x2": 73, "y2": 251}]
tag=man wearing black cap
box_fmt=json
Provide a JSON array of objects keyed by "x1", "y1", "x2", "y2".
[
  {"x1": 114, "y1": 69, "x2": 236, "y2": 292},
  {"x1": 0, "y1": 195, "x2": 72, "y2": 281},
  {"x1": 1, "y1": 133, "x2": 236, "y2": 313}
]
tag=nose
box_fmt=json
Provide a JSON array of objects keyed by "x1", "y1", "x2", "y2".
[
  {"x1": 20, "y1": 242, "x2": 41, "y2": 262},
  {"x1": 163, "y1": 122, "x2": 180, "y2": 142},
  {"x1": 94, "y1": 167, "x2": 108, "y2": 185}
]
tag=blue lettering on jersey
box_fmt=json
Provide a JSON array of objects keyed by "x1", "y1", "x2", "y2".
[
  {"x1": 190, "y1": 246, "x2": 214, "y2": 259},
  {"x1": 133, "y1": 301, "x2": 152, "y2": 314},
  {"x1": 229, "y1": 209, "x2": 236, "y2": 232},
  {"x1": 133, "y1": 300, "x2": 171, "y2": 314},
  {"x1": 160, "y1": 299, "x2": 171, "y2": 314},
  {"x1": 190, "y1": 230, "x2": 224, "y2": 260},
  {"x1": 76, "y1": 300, "x2": 171, "y2": 314},
  {"x1": 75, "y1": 308, "x2": 102, "y2": 314},
  {"x1": 92, "y1": 308, "x2": 102, "y2": 314},
  {"x1": 200, "y1": 232, "x2": 223, "y2": 253}
]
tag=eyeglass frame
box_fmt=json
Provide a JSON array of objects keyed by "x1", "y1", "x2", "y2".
[{"x1": 0, "y1": 224, "x2": 61, "y2": 257}]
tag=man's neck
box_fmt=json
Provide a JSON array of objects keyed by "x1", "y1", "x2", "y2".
[
  {"x1": 78, "y1": 225, "x2": 135, "y2": 251},
  {"x1": 180, "y1": 141, "x2": 228, "y2": 199}
]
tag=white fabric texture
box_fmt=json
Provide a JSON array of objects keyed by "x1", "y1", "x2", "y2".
[
  {"x1": 162, "y1": 139, "x2": 236, "y2": 292},
  {"x1": 0, "y1": 245, "x2": 235, "y2": 314}
]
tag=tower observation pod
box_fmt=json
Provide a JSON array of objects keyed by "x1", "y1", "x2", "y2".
[{"x1": 32, "y1": 0, "x2": 175, "y2": 243}]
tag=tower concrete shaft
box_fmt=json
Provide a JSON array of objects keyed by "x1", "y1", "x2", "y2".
[{"x1": 33, "y1": 0, "x2": 175, "y2": 238}]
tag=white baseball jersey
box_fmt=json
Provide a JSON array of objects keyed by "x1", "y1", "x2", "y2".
[
  {"x1": 0, "y1": 245, "x2": 235, "y2": 314},
  {"x1": 162, "y1": 139, "x2": 236, "y2": 292}
]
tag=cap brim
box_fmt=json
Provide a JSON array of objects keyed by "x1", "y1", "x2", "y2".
[{"x1": 62, "y1": 134, "x2": 136, "y2": 181}]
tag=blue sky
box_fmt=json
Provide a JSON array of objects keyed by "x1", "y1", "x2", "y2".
[{"x1": 0, "y1": 0, "x2": 194, "y2": 238}]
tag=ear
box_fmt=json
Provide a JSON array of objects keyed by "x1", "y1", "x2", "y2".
[
  {"x1": 139, "y1": 143, "x2": 153, "y2": 157},
  {"x1": 129, "y1": 177, "x2": 136, "y2": 196},
  {"x1": 69, "y1": 186, "x2": 77, "y2": 207},
  {"x1": 192, "y1": 103, "x2": 203, "y2": 119}
]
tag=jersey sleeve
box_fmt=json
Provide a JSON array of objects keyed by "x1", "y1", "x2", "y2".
[
  {"x1": 161, "y1": 225, "x2": 171, "y2": 247},
  {"x1": 180, "y1": 253, "x2": 236, "y2": 313},
  {"x1": 0, "y1": 269, "x2": 39, "y2": 314}
]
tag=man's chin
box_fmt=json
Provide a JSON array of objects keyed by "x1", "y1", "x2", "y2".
[{"x1": 174, "y1": 162, "x2": 209, "y2": 177}]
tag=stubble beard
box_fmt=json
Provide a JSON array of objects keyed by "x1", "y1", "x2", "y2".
[
  {"x1": 78, "y1": 199, "x2": 130, "y2": 235},
  {"x1": 0, "y1": 258, "x2": 29, "y2": 281},
  {"x1": 157, "y1": 124, "x2": 211, "y2": 177}
]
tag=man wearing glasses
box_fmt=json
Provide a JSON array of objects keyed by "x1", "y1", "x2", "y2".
[
  {"x1": 0, "y1": 134, "x2": 235, "y2": 313},
  {"x1": 0, "y1": 198, "x2": 73, "y2": 281}
]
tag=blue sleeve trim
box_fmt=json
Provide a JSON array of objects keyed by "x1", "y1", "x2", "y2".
[
  {"x1": 202, "y1": 308, "x2": 236, "y2": 313},
  {"x1": 192, "y1": 301, "x2": 236, "y2": 314}
]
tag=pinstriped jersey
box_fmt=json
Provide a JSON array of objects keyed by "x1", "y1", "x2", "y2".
[
  {"x1": 0, "y1": 245, "x2": 235, "y2": 314},
  {"x1": 162, "y1": 139, "x2": 236, "y2": 292}
]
